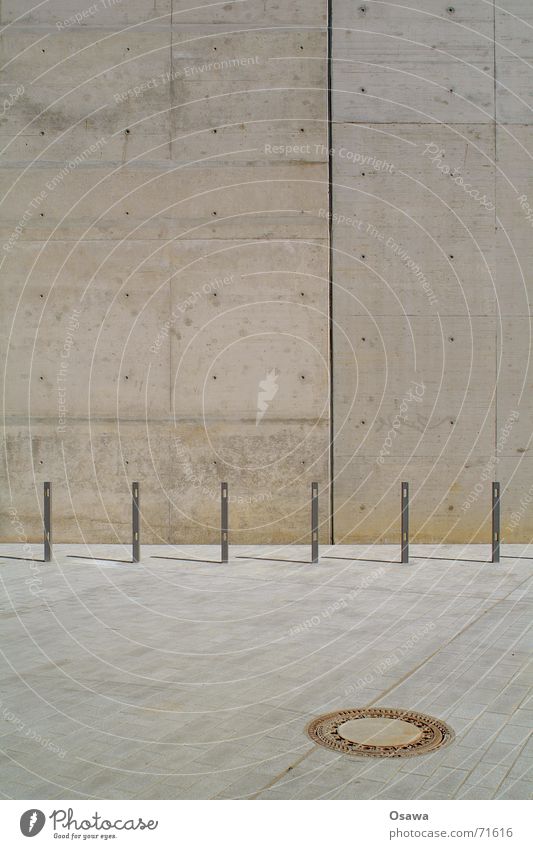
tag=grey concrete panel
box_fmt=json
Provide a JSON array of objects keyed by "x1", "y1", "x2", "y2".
[
  {"x1": 334, "y1": 454, "x2": 496, "y2": 545},
  {"x1": 332, "y1": 0, "x2": 494, "y2": 124},
  {"x1": 168, "y1": 420, "x2": 330, "y2": 544},
  {"x1": 330, "y1": 123, "x2": 495, "y2": 317},
  {"x1": 0, "y1": 421, "x2": 172, "y2": 543},
  {"x1": 495, "y1": 0, "x2": 533, "y2": 124}
]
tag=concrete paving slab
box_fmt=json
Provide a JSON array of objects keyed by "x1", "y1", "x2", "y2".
[{"x1": 0, "y1": 543, "x2": 531, "y2": 799}]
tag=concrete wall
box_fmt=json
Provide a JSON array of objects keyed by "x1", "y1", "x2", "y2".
[
  {"x1": 331, "y1": 0, "x2": 533, "y2": 543},
  {"x1": 2, "y1": 1, "x2": 533, "y2": 546},
  {"x1": 0, "y1": 1, "x2": 330, "y2": 545}
]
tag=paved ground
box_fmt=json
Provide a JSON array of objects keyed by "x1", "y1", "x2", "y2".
[{"x1": 0, "y1": 543, "x2": 531, "y2": 800}]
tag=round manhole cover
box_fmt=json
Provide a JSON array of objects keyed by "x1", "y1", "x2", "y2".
[{"x1": 307, "y1": 708, "x2": 454, "y2": 757}]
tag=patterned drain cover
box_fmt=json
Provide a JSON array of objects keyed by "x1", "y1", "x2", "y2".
[{"x1": 307, "y1": 707, "x2": 454, "y2": 758}]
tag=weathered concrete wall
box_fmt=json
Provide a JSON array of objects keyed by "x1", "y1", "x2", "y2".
[
  {"x1": 331, "y1": 0, "x2": 533, "y2": 542},
  {"x1": 3, "y1": 1, "x2": 532, "y2": 546},
  {"x1": 0, "y1": 1, "x2": 330, "y2": 544}
]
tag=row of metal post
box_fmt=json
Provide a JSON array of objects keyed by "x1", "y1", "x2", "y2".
[
  {"x1": 8, "y1": 479, "x2": 502, "y2": 565},
  {"x1": 400, "y1": 481, "x2": 500, "y2": 565}
]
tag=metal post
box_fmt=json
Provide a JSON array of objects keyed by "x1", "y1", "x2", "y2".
[
  {"x1": 132, "y1": 482, "x2": 140, "y2": 563},
  {"x1": 221, "y1": 482, "x2": 229, "y2": 563},
  {"x1": 44, "y1": 482, "x2": 52, "y2": 562},
  {"x1": 401, "y1": 481, "x2": 409, "y2": 564},
  {"x1": 492, "y1": 481, "x2": 500, "y2": 564},
  {"x1": 311, "y1": 482, "x2": 319, "y2": 563}
]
